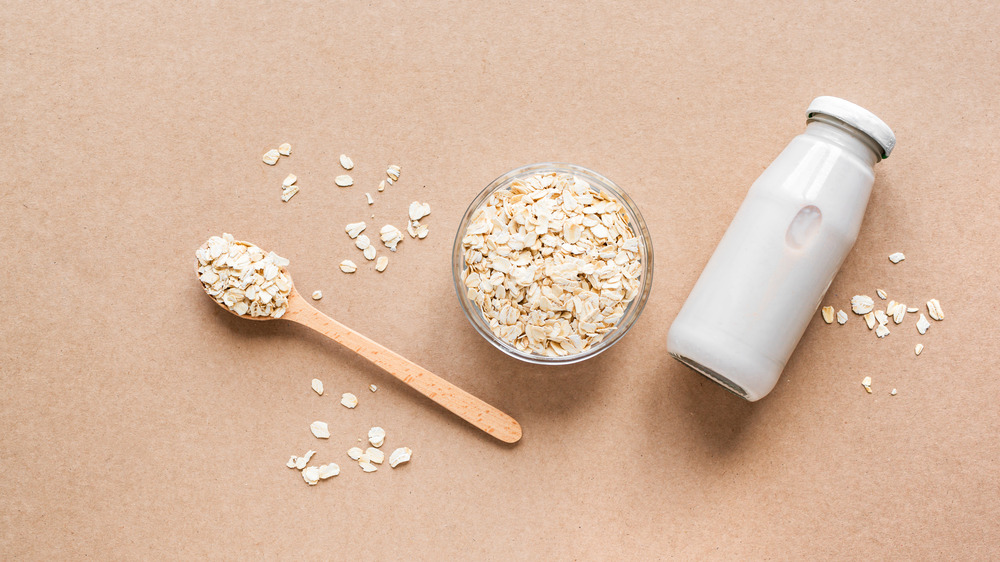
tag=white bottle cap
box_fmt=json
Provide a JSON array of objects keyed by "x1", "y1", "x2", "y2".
[{"x1": 807, "y1": 96, "x2": 896, "y2": 158}]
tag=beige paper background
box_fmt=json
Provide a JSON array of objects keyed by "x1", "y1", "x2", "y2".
[{"x1": 2, "y1": 2, "x2": 998, "y2": 559}]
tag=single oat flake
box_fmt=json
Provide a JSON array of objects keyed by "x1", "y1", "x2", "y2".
[
  {"x1": 340, "y1": 154, "x2": 354, "y2": 170},
  {"x1": 282, "y1": 173, "x2": 297, "y2": 188},
  {"x1": 366, "y1": 192, "x2": 374, "y2": 205},
  {"x1": 345, "y1": 222, "x2": 367, "y2": 239},
  {"x1": 318, "y1": 464, "x2": 340, "y2": 479},
  {"x1": 359, "y1": 460, "x2": 378, "y2": 473},
  {"x1": 335, "y1": 174, "x2": 354, "y2": 187},
  {"x1": 311, "y1": 290, "x2": 323, "y2": 301},
  {"x1": 862, "y1": 376, "x2": 872, "y2": 393},
  {"x1": 310, "y1": 421, "x2": 331, "y2": 439},
  {"x1": 389, "y1": 447, "x2": 412, "y2": 468},
  {"x1": 366, "y1": 447, "x2": 385, "y2": 464},
  {"x1": 363, "y1": 246, "x2": 376, "y2": 261},
  {"x1": 916, "y1": 313, "x2": 930, "y2": 335},
  {"x1": 368, "y1": 426, "x2": 385, "y2": 448},
  {"x1": 864, "y1": 312, "x2": 876, "y2": 330},
  {"x1": 836, "y1": 310, "x2": 848, "y2": 325},
  {"x1": 378, "y1": 180, "x2": 385, "y2": 192},
  {"x1": 915, "y1": 343, "x2": 924, "y2": 356},
  {"x1": 347, "y1": 447, "x2": 364, "y2": 461},
  {"x1": 907, "y1": 307, "x2": 919, "y2": 313},
  {"x1": 408, "y1": 201, "x2": 431, "y2": 221},
  {"x1": 891, "y1": 388, "x2": 898, "y2": 396},
  {"x1": 380, "y1": 225, "x2": 403, "y2": 251},
  {"x1": 369, "y1": 384, "x2": 377, "y2": 392},
  {"x1": 281, "y1": 186, "x2": 299, "y2": 202},
  {"x1": 302, "y1": 466, "x2": 321, "y2": 485},
  {"x1": 888, "y1": 252, "x2": 906, "y2": 264},
  {"x1": 311, "y1": 378, "x2": 324, "y2": 395},
  {"x1": 355, "y1": 234, "x2": 371, "y2": 251},
  {"x1": 262, "y1": 149, "x2": 280, "y2": 165},
  {"x1": 875, "y1": 324, "x2": 890, "y2": 338},
  {"x1": 851, "y1": 295, "x2": 875, "y2": 315},
  {"x1": 375, "y1": 256, "x2": 388, "y2": 272},
  {"x1": 290, "y1": 449, "x2": 317, "y2": 470},
  {"x1": 278, "y1": 143, "x2": 292, "y2": 156},
  {"x1": 874, "y1": 310, "x2": 889, "y2": 326},
  {"x1": 926, "y1": 299, "x2": 945, "y2": 321},
  {"x1": 341, "y1": 392, "x2": 358, "y2": 408},
  {"x1": 876, "y1": 289, "x2": 887, "y2": 300},
  {"x1": 892, "y1": 303, "x2": 907, "y2": 324},
  {"x1": 822, "y1": 306, "x2": 835, "y2": 324},
  {"x1": 340, "y1": 260, "x2": 357, "y2": 273}
]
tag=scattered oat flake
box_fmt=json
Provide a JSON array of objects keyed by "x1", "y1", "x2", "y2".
[
  {"x1": 340, "y1": 260, "x2": 357, "y2": 273},
  {"x1": 888, "y1": 252, "x2": 905, "y2": 264},
  {"x1": 335, "y1": 175, "x2": 354, "y2": 187},
  {"x1": 359, "y1": 461, "x2": 378, "y2": 473},
  {"x1": 386, "y1": 164, "x2": 401, "y2": 181},
  {"x1": 281, "y1": 185, "x2": 299, "y2": 202},
  {"x1": 875, "y1": 324, "x2": 890, "y2": 338},
  {"x1": 340, "y1": 154, "x2": 354, "y2": 170},
  {"x1": 366, "y1": 192, "x2": 374, "y2": 205},
  {"x1": 311, "y1": 378, "x2": 324, "y2": 395},
  {"x1": 363, "y1": 245, "x2": 376, "y2": 261},
  {"x1": 890, "y1": 388, "x2": 897, "y2": 396},
  {"x1": 378, "y1": 180, "x2": 385, "y2": 192},
  {"x1": 302, "y1": 466, "x2": 320, "y2": 485},
  {"x1": 262, "y1": 149, "x2": 280, "y2": 165},
  {"x1": 368, "y1": 426, "x2": 385, "y2": 448},
  {"x1": 380, "y1": 224, "x2": 403, "y2": 251},
  {"x1": 310, "y1": 421, "x2": 331, "y2": 439},
  {"x1": 836, "y1": 310, "x2": 848, "y2": 325},
  {"x1": 311, "y1": 290, "x2": 323, "y2": 301},
  {"x1": 876, "y1": 289, "x2": 887, "y2": 300},
  {"x1": 927, "y1": 299, "x2": 944, "y2": 321},
  {"x1": 345, "y1": 222, "x2": 367, "y2": 239},
  {"x1": 916, "y1": 313, "x2": 930, "y2": 335},
  {"x1": 293, "y1": 450, "x2": 317, "y2": 470},
  {"x1": 907, "y1": 307, "x2": 918, "y2": 313},
  {"x1": 864, "y1": 312, "x2": 876, "y2": 330},
  {"x1": 347, "y1": 447, "x2": 364, "y2": 460},
  {"x1": 278, "y1": 143, "x2": 292, "y2": 156},
  {"x1": 862, "y1": 376, "x2": 872, "y2": 393},
  {"x1": 389, "y1": 447, "x2": 412, "y2": 468},
  {"x1": 851, "y1": 295, "x2": 875, "y2": 314},
  {"x1": 915, "y1": 343, "x2": 924, "y2": 356},
  {"x1": 369, "y1": 384, "x2": 377, "y2": 392},
  {"x1": 366, "y1": 447, "x2": 385, "y2": 464},
  {"x1": 318, "y1": 464, "x2": 340, "y2": 479},
  {"x1": 874, "y1": 310, "x2": 889, "y2": 326},
  {"x1": 375, "y1": 256, "x2": 388, "y2": 272},
  {"x1": 282, "y1": 173, "x2": 297, "y2": 188},
  {"x1": 286, "y1": 456, "x2": 297, "y2": 469},
  {"x1": 821, "y1": 306, "x2": 835, "y2": 324},
  {"x1": 341, "y1": 393, "x2": 358, "y2": 408},
  {"x1": 892, "y1": 303, "x2": 907, "y2": 324},
  {"x1": 355, "y1": 234, "x2": 371, "y2": 251},
  {"x1": 408, "y1": 201, "x2": 431, "y2": 221}
]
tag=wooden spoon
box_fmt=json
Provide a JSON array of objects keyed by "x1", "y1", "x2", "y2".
[{"x1": 197, "y1": 240, "x2": 521, "y2": 443}]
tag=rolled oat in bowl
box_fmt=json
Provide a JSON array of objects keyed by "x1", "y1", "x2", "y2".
[{"x1": 457, "y1": 167, "x2": 649, "y2": 360}]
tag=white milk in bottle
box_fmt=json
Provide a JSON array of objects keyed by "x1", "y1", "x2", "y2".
[{"x1": 667, "y1": 96, "x2": 896, "y2": 401}]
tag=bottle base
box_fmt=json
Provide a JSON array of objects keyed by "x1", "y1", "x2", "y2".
[{"x1": 669, "y1": 352, "x2": 751, "y2": 400}]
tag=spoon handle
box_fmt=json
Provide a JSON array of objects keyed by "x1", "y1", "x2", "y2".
[{"x1": 285, "y1": 295, "x2": 522, "y2": 443}]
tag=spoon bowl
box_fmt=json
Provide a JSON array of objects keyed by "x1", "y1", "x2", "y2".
[{"x1": 196, "y1": 238, "x2": 522, "y2": 443}]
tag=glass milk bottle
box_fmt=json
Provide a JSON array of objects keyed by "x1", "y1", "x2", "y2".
[{"x1": 667, "y1": 96, "x2": 896, "y2": 401}]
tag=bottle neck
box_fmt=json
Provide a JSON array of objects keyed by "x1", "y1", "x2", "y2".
[{"x1": 805, "y1": 114, "x2": 883, "y2": 166}]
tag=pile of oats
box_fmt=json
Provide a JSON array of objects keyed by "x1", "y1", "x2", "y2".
[
  {"x1": 460, "y1": 172, "x2": 642, "y2": 357},
  {"x1": 196, "y1": 233, "x2": 291, "y2": 318}
]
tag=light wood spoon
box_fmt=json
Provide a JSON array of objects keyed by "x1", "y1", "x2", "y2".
[{"x1": 197, "y1": 240, "x2": 522, "y2": 443}]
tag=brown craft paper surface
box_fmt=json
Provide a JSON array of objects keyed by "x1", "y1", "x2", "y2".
[{"x1": 2, "y1": 2, "x2": 998, "y2": 559}]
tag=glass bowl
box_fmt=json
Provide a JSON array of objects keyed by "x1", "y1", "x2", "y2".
[{"x1": 451, "y1": 163, "x2": 654, "y2": 365}]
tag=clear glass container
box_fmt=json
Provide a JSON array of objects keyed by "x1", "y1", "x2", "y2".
[{"x1": 452, "y1": 163, "x2": 654, "y2": 365}]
